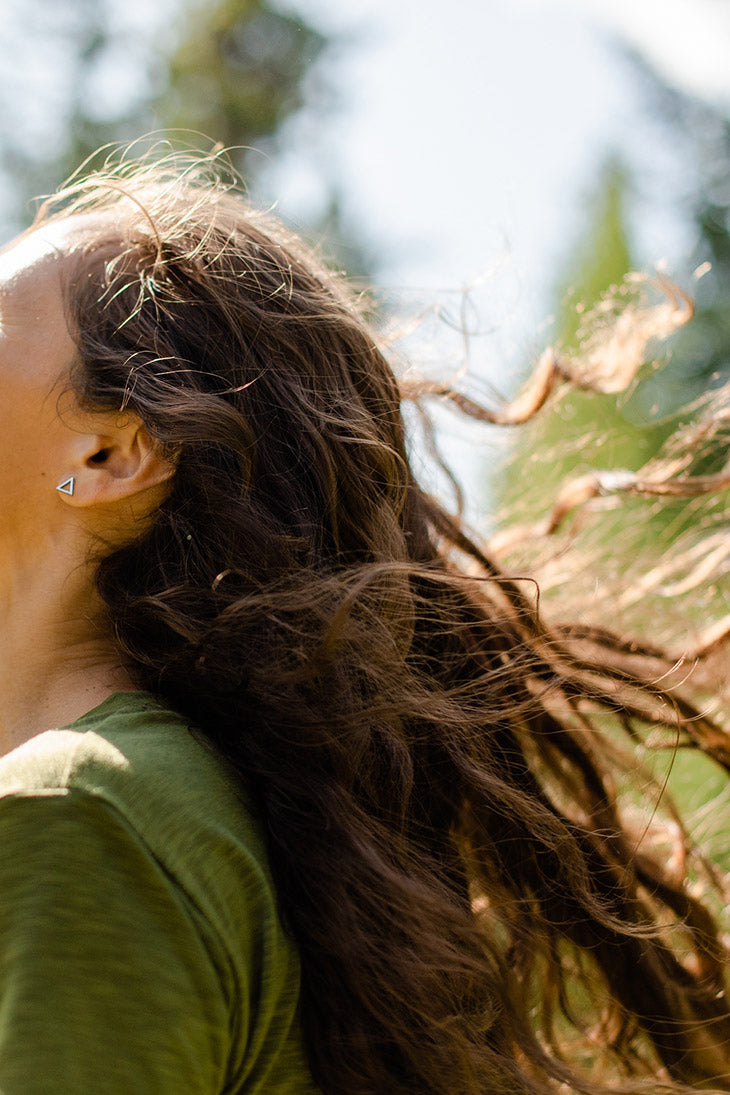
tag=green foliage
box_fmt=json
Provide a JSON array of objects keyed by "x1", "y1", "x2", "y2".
[
  {"x1": 624, "y1": 58, "x2": 730, "y2": 418},
  {"x1": 557, "y1": 159, "x2": 633, "y2": 349},
  {"x1": 159, "y1": 0, "x2": 326, "y2": 174}
]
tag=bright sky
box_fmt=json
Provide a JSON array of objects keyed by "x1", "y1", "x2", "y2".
[{"x1": 556, "y1": 0, "x2": 730, "y2": 106}]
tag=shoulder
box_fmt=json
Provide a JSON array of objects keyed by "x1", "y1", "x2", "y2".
[
  {"x1": 0, "y1": 690, "x2": 251, "y2": 830},
  {"x1": 0, "y1": 691, "x2": 277, "y2": 940},
  {"x1": 0, "y1": 690, "x2": 229, "y2": 800},
  {"x1": 0, "y1": 723, "x2": 129, "y2": 797},
  {"x1": 0, "y1": 692, "x2": 315, "y2": 1093}
]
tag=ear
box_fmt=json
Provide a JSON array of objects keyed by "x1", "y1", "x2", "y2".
[{"x1": 55, "y1": 414, "x2": 176, "y2": 509}]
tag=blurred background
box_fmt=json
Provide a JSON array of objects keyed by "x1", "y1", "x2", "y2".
[{"x1": 2, "y1": 0, "x2": 729, "y2": 523}]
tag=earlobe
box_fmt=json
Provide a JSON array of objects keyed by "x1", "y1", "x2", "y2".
[
  {"x1": 55, "y1": 423, "x2": 176, "y2": 508},
  {"x1": 56, "y1": 476, "x2": 75, "y2": 496}
]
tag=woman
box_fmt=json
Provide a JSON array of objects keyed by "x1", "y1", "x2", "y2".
[{"x1": 0, "y1": 155, "x2": 728, "y2": 1094}]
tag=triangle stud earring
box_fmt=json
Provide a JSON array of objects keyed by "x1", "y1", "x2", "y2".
[{"x1": 56, "y1": 476, "x2": 75, "y2": 496}]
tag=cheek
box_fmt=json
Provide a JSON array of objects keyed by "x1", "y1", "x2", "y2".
[{"x1": 0, "y1": 394, "x2": 66, "y2": 517}]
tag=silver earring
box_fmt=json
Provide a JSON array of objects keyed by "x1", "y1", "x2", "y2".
[{"x1": 56, "y1": 476, "x2": 75, "y2": 496}]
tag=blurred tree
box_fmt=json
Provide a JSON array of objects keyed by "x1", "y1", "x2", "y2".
[
  {"x1": 0, "y1": 0, "x2": 367, "y2": 273},
  {"x1": 630, "y1": 52, "x2": 730, "y2": 415},
  {"x1": 160, "y1": 0, "x2": 325, "y2": 168}
]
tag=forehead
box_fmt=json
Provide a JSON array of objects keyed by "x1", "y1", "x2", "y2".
[
  {"x1": 0, "y1": 225, "x2": 77, "y2": 389},
  {"x1": 0, "y1": 226, "x2": 67, "y2": 312},
  {"x1": 0, "y1": 212, "x2": 107, "y2": 294},
  {"x1": 0, "y1": 222, "x2": 62, "y2": 272}
]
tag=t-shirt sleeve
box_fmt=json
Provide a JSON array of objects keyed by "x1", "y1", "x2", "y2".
[{"x1": 0, "y1": 789, "x2": 233, "y2": 1093}]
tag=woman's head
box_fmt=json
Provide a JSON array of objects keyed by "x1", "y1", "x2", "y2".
[
  {"x1": 0, "y1": 207, "x2": 183, "y2": 570},
  {"x1": 33, "y1": 166, "x2": 428, "y2": 574}
]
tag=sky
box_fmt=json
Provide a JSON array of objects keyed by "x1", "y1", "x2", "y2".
[{"x1": 560, "y1": 0, "x2": 730, "y2": 105}]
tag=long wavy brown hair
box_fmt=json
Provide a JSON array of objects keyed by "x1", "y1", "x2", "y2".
[{"x1": 36, "y1": 154, "x2": 730, "y2": 1093}]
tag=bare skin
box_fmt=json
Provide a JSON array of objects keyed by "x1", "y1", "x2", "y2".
[{"x1": 0, "y1": 223, "x2": 174, "y2": 755}]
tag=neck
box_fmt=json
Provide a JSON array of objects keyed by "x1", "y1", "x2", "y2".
[{"x1": 0, "y1": 532, "x2": 136, "y2": 755}]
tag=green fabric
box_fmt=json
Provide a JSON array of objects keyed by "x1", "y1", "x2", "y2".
[{"x1": 0, "y1": 691, "x2": 320, "y2": 1093}]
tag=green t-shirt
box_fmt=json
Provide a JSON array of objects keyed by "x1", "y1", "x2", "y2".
[{"x1": 0, "y1": 691, "x2": 320, "y2": 1094}]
